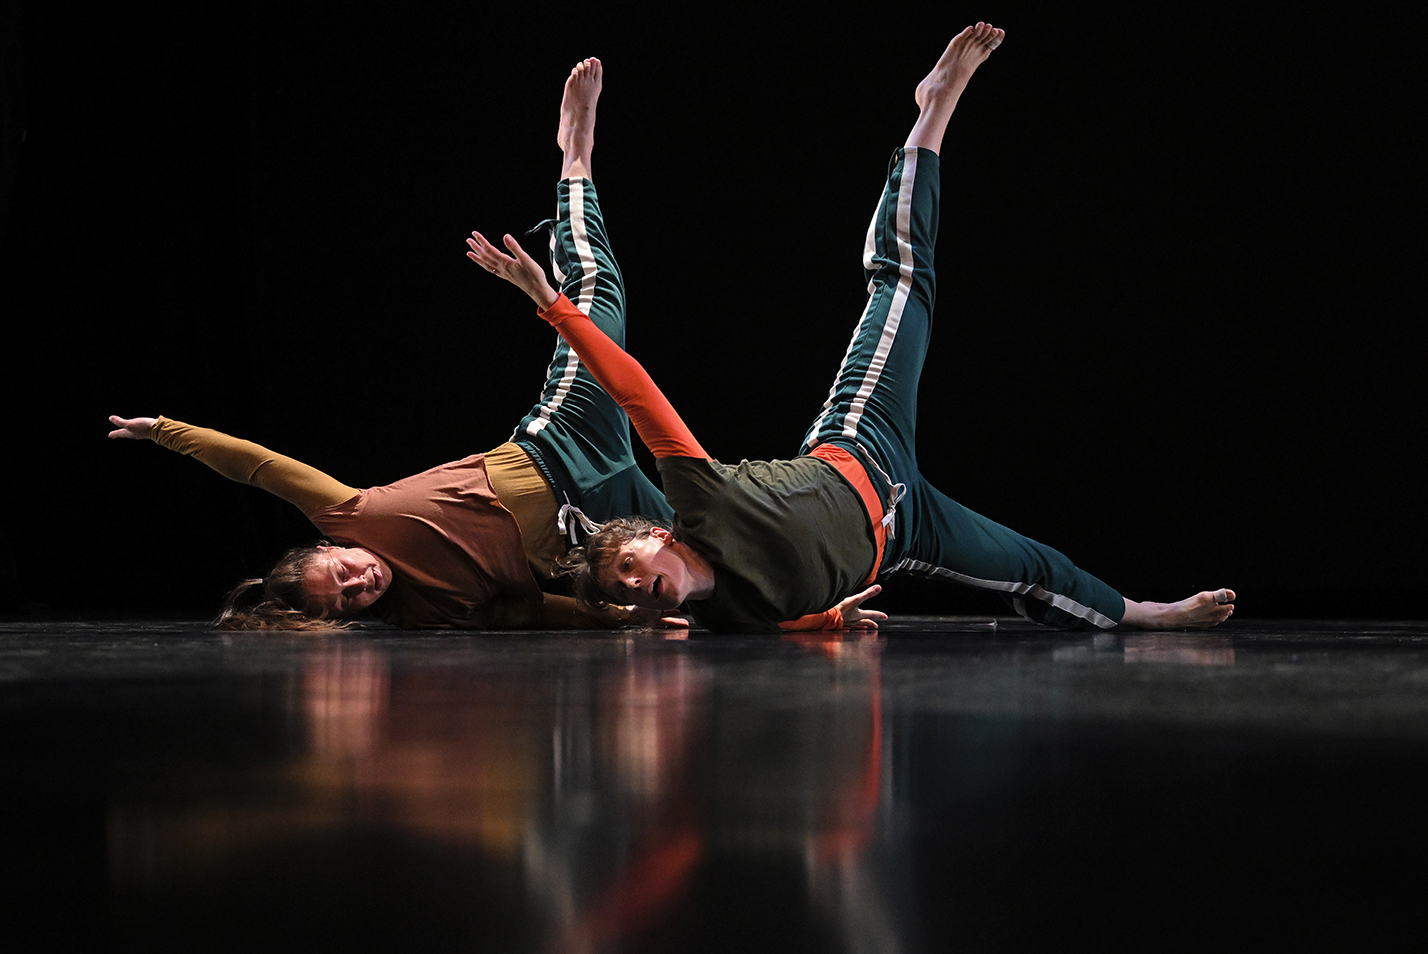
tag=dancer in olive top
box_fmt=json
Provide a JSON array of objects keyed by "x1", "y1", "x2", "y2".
[{"x1": 468, "y1": 25, "x2": 1236, "y2": 633}]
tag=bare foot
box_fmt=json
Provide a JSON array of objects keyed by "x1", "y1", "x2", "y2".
[
  {"x1": 1120, "y1": 589, "x2": 1237, "y2": 630},
  {"x1": 906, "y1": 23, "x2": 1005, "y2": 152},
  {"x1": 558, "y1": 57, "x2": 602, "y2": 179}
]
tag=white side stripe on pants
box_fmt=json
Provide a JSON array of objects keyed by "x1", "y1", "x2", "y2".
[
  {"x1": 804, "y1": 152, "x2": 920, "y2": 448},
  {"x1": 527, "y1": 178, "x2": 597, "y2": 436},
  {"x1": 888, "y1": 557, "x2": 1119, "y2": 629}
]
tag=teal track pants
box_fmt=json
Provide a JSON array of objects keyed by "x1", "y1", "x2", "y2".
[
  {"x1": 511, "y1": 178, "x2": 674, "y2": 533},
  {"x1": 802, "y1": 148, "x2": 1125, "y2": 629}
]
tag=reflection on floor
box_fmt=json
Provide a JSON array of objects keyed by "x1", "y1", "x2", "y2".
[{"x1": 3, "y1": 617, "x2": 1427, "y2": 952}]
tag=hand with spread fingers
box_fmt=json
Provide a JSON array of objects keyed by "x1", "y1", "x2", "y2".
[
  {"x1": 466, "y1": 230, "x2": 558, "y2": 311},
  {"x1": 836, "y1": 585, "x2": 888, "y2": 630}
]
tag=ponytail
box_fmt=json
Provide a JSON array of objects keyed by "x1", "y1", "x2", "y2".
[{"x1": 213, "y1": 546, "x2": 350, "y2": 632}]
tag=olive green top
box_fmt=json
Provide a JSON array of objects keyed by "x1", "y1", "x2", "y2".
[{"x1": 657, "y1": 455, "x2": 877, "y2": 632}]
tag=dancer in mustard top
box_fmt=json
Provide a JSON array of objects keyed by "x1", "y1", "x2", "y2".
[{"x1": 107, "y1": 58, "x2": 679, "y2": 631}]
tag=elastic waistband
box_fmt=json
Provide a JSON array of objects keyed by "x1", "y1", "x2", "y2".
[{"x1": 512, "y1": 436, "x2": 569, "y2": 500}]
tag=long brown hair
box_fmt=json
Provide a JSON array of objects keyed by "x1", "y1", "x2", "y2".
[{"x1": 213, "y1": 544, "x2": 349, "y2": 631}]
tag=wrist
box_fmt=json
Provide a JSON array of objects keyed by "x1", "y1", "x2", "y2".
[
  {"x1": 524, "y1": 279, "x2": 559, "y2": 310},
  {"x1": 537, "y1": 292, "x2": 574, "y2": 324}
]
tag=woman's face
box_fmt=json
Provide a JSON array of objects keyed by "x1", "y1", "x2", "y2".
[
  {"x1": 302, "y1": 546, "x2": 392, "y2": 617},
  {"x1": 599, "y1": 528, "x2": 693, "y2": 611}
]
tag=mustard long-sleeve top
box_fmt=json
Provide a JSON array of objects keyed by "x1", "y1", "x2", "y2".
[{"x1": 151, "y1": 417, "x2": 544, "y2": 628}]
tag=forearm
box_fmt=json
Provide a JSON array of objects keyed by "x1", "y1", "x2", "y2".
[
  {"x1": 538, "y1": 593, "x2": 647, "y2": 629},
  {"x1": 150, "y1": 417, "x2": 359, "y2": 515},
  {"x1": 493, "y1": 593, "x2": 645, "y2": 630},
  {"x1": 538, "y1": 295, "x2": 708, "y2": 459}
]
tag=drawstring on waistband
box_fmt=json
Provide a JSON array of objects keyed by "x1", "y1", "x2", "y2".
[
  {"x1": 882, "y1": 482, "x2": 909, "y2": 537},
  {"x1": 556, "y1": 496, "x2": 602, "y2": 545},
  {"x1": 854, "y1": 442, "x2": 908, "y2": 538}
]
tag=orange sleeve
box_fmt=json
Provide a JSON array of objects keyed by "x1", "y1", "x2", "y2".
[
  {"x1": 777, "y1": 608, "x2": 846, "y2": 632},
  {"x1": 538, "y1": 295, "x2": 709, "y2": 460}
]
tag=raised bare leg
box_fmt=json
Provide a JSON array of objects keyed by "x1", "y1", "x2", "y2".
[
  {"x1": 558, "y1": 57, "x2": 602, "y2": 180},
  {"x1": 1120, "y1": 589, "x2": 1237, "y2": 629},
  {"x1": 906, "y1": 22, "x2": 1005, "y2": 153}
]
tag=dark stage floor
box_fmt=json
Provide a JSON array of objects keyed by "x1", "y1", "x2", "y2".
[{"x1": 4, "y1": 616, "x2": 1426, "y2": 952}]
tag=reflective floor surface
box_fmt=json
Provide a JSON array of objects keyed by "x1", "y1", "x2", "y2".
[{"x1": 4, "y1": 616, "x2": 1427, "y2": 952}]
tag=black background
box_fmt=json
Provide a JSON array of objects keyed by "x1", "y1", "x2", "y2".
[{"x1": 1, "y1": 3, "x2": 1421, "y2": 620}]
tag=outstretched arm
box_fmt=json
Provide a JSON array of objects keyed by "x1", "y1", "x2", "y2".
[
  {"x1": 466, "y1": 230, "x2": 708, "y2": 460},
  {"x1": 108, "y1": 415, "x2": 359, "y2": 516},
  {"x1": 541, "y1": 593, "x2": 690, "y2": 630},
  {"x1": 487, "y1": 592, "x2": 690, "y2": 630}
]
